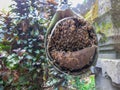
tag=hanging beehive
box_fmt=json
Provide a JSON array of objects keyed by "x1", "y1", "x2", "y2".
[{"x1": 45, "y1": 0, "x2": 98, "y2": 75}]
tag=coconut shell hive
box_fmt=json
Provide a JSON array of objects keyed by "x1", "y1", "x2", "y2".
[{"x1": 45, "y1": 0, "x2": 98, "y2": 75}]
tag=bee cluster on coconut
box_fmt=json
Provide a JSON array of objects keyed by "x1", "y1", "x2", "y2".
[{"x1": 45, "y1": 0, "x2": 98, "y2": 76}]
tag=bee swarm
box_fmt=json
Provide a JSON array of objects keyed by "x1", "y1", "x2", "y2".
[{"x1": 48, "y1": 17, "x2": 97, "y2": 71}]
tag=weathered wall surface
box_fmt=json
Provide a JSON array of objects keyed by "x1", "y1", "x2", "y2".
[
  {"x1": 95, "y1": 59, "x2": 120, "y2": 90},
  {"x1": 84, "y1": 0, "x2": 120, "y2": 89},
  {"x1": 95, "y1": 68, "x2": 120, "y2": 90}
]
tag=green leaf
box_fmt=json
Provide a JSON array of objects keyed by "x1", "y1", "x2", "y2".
[
  {"x1": 23, "y1": 40, "x2": 27, "y2": 44},
  {"x1": 28, "y1": 45, "x2": 33, "y2": 48},
  {"x1": 34, "y1": 50, "x2": 40, "y2": 54},
  {"x1": 0, "y1": 44, "x2": 11, "y2": 51},
  {"x1": 28, "y1": 41, "x2": 33, "y2": 44},
  {"x1": 28, "y1": 49, "x2": 32, "y2": 53},
  {"x1": 32, "y1": 39, "x2": 37, "y2": 41},
  {"x1": 34, "y1": 29, "x2": 39, "y2": 36},
  {"x1": 0, "y1": 81, "x2": 3, "y2": 84},
  {"x1": 26, "y1": 55, "x2": 33, "y2": 59},
  {"x1": 17, "y1": 40, "x2": 21, "y2": 44},
  {"x1": 0, "y1": 86, "x2": 4, "y2": 90}
]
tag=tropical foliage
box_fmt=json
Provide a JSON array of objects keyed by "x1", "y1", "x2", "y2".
[{"x1": 0, "y1": 0, "x2": 95, "y2": 90}]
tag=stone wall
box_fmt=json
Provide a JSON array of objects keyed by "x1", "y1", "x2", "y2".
[{"x1": 95, "y1": 59, "x2": 120, "y2": 90}]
